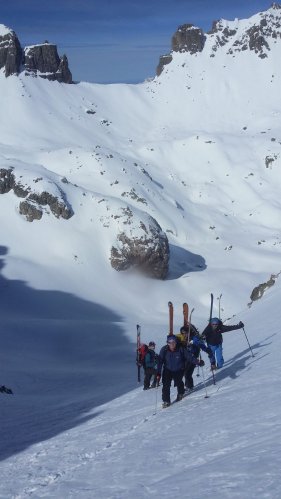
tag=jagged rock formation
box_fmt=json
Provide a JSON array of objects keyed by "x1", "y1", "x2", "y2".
[
  {"x1": 24, "y1": 44, "x2": 72, "y2": 83},
  {"x1": 0, "y1": 24, "x2": 72, "y2": 83},
  {"x1": 0, "y1": 26, "x2": 22, "y2": 76},
  {"x1": 0, "y1": 167, "x2": 73, "y2": 221},
  {"x1": 110, "y1": 214, "x2": 169, "y2": 279},
  {"x1": 249, "y1": 272, "x2": 280, "y2": 304},
  {"x1": 171, "y1": 24, "x2": 206, "y2": 53},
  {"x1": 156, "y1": 3, "x2": 281, "y2": 74}
]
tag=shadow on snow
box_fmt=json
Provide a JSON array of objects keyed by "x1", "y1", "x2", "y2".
[
  {"x1": 0, "y1": 245, "x2": 136, "y2": 461},
  {"x1": 167, "y1": 244, "x2": 206, "y2": 280}
]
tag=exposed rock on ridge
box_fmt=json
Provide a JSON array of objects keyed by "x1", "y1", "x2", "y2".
[
  {"x1": 0, "y1": 27, "x2": 22, "y2": 76},
  {"x1": 156, "y1": 3, "x2": 281, "y2": 74},
  {"x1": 0, "y1": 24, "x2": 72, "y2": 82},
  {"x1": 24, "y1": 44, "x2": 72, "y2": 83}
]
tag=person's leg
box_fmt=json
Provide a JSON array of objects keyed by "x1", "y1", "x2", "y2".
[
  {"x1": 185, "y1": 362, "x2": 195, "y2": 389},
  {"x1": 216, "y1": 344, "x2": 224, "y2": 368},
  {"x1": 143, "y1": 368, "x2": 152, "y2": 389},
  {"x1": 173, "y1": 369, "x2": 185, "y2": 397},
  {"x1": 162, "y1": 369, "x2": 172, "y2": 403},
  {"x1": 208, "y1": 344, "x2": 217, "y2": 366},
  {"x1": 151, "y1": 369, "x2": 157, "y2": 387}
]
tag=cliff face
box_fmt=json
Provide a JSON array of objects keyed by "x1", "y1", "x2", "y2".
[
  {"x1": 24, "y1": 44, "x2": 72, "y2": 83},
  {"x1": 0, "y1": 27, "x2": 22, "y2": 76},
  {"x1": 0, "y1": 25, "x2": 72, "y2": 83}
]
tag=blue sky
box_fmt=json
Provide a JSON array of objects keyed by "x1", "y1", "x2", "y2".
[{"x1": 1, "y1": 0, "x2": 271, "y2": 83}]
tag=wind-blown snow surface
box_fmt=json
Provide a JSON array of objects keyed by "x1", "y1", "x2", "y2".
[{"x1": 1, "y1": 5, "x2": 281, "y2": 497}]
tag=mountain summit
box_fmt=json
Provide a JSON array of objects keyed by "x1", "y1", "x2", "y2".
[
  {"x1": 157, "y1": 3, "x2": 281, "y2": 75},
  {"x1": 0, "y1": 24, "x2": 72, "y2": 82}
]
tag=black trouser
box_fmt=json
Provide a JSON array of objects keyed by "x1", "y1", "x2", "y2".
[
  {"x1": 162, "y1": 368, "x2": 185, "y2": 403},
  {"x1": 185, "y1": 362, "x2": 196, "y2": 389},
  {"x1": 144, "y1": 367, "x2": 157, "y2": 389}
]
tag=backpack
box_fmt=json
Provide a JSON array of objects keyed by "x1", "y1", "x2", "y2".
[{"x1": 137, "y1": 344, "x2": 149, "y2": 365}]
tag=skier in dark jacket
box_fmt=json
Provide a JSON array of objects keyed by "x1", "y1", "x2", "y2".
[
  {"x1": 202, "y1": 317, "x2": 244, "y2": 369},
  {"x1": 143, "y1": 341, "x2": 159, "y2": 390},
  {"x1": 157, "y1": 335, "x2": 204, "y2": 408}
]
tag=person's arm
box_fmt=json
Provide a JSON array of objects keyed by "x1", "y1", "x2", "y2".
[{"x1": 221, "y1": 321, "x2": 244, "y2": 333}]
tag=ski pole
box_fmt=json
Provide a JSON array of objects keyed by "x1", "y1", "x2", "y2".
[
  {"x1": 243, "y1": 326, "x2": 254, "y2": 358},
  {"x1": 153, "y1": 385, "x2": 159, "y2": 415},
  {"x1": 200, "y1": 365, "x2": 209, "y2": 398},
  {"x1": 196, "y1": 365, "x2": 200, "y2": 377}
]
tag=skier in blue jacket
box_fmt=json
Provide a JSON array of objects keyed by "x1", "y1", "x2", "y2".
[{"x1": 157, "y1": 335, "x2": 204, "y2": 408}]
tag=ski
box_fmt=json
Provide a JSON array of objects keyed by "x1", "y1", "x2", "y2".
[
  {"x1": 209, "y1": 293, "x2": 214, "y2": 322},
  {"x1": 183, "y1": 302, "x2": 189, "y2": 328},
  {"x1": 136, "y1": 324, "x2": 141, "y2": 383},
  {"x1": 187, "y1": 307, "x2": 195, "y2": 342},
  {"x1": 218, "y1": 293, "x2": 222, "y2": 319},
  {"x1": 168, "y1": 301, "x2": 174, "y2": 336},
  {"x1": 0, "y1": 385, "x2": 13, "y2": 395}
]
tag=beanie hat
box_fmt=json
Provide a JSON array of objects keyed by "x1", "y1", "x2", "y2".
[
  {"x1": 210, "y1": 317, "x2": 220, "y2": 325},
  {"x1": 167, "y1": 335, "x2": 177, "y2": 343},
  {"x1": 148, "y1": 341, "x2": 155, "y2": 347}
]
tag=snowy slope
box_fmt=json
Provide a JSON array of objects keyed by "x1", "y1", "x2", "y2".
[
  {"x1": 0, "y1": 279, "x2": 280, "y2": 498},
  {"x1": 1, "y1": 5, "x2": 281, "y2": 497}
]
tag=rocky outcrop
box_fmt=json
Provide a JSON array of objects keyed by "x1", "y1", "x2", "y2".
[
  {"x1": 0, "y1": 23, "x2": 72, "y2": 82},
  {"x1": 0, "y1": 166, "x2": 73, "y2": 222},
  {"x1": 172, "y1": 24, "x2": 206, "y2": 53},
  {"x1": 24, "y1": 44, "x2": 72, "y2": 83},
  {"x1": 0, "y1": 27, "x2": 22, "y2": 76},
  {"x1": 156, "y1": 24, "x2": 205, "y2": 76},
  {"x1": 249, "y1": 272, "x2": 280, "y2": 304},
  {"x1": 110, "y1": 215, "x2": 169, "y2": 279},
  {"x1": 156, "y1": 54, "x2": 173, "y2": 77}
]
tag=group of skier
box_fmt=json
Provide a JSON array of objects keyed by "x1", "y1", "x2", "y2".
[{"x1": 138, "y1": 311, "x2": 244, "y2": 408}]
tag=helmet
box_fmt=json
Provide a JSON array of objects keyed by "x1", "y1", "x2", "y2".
[
  {"x1": 210, "y1": 317, "x2": 220, "y2": 325},
  {"x1": 148, "y1": 341, "x2": 155, "y2": 347}
]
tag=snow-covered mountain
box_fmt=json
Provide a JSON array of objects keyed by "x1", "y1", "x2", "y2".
[
  {"x1": 1, "y1": 4, "x2": 281, "y2": 497},
  {"x1": 1, "y1": 4, "x2": 281, "y2": 322}
]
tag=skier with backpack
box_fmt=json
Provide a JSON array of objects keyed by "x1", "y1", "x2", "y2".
[
  {"x1": 202, "y1": 317, "x2": 244, "y2": 369},
  {"x1": 156, "y1": 335, "x2": 204, "y2": 408},
  {"x1": 182, "y1": 325, "x2": 216, "y2": 391},
  {"x1": 143, "y1": 341, "x2": 159, "y2": 390}
]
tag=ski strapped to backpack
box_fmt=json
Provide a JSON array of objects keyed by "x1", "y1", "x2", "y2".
[
  {"x1": 168, "y1": 301, "x2": 174, "y2": 336},
  {"x1": 136, "y1": 324, "x2": 141, "y2": 382},
  {"x1": 183, "y1": 302, "x2": 189, "y2": 328},
  {"x1": 209, "y1": 293, "x2": 214, "y2": 322},
  {"x1": 136, "y1": 324, "x2": 150, "y2": 382},
  {"x1": 188, "y1": 307, "x2": 195, "y2": 343}
]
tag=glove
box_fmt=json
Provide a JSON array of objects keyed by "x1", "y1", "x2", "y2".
[
  {"x1": 239, "y1": 321, "x2": 244, "y2": 328},
  {"x1": 197, "y1": 359, "x2": 205, "y2": 367},
  {"x1": 211, "y1": 363, "x2": 217, "y2": 370}
]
